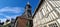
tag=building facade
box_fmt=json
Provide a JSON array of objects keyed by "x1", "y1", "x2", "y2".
[
  {"x1": 11, "y1": 18, "x2": 15, "y2": 27},
  {"x1": 33, "y1": 0, "x2": 60, "y2": 27}
]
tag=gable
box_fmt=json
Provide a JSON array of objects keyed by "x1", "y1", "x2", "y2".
[{"x1": 33, "y1": 0, "x2": 60, "y2": 27}]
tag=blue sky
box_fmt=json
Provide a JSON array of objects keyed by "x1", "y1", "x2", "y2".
[{"x1": 0, "y1": 0, "x2": 40, "y2": 22}]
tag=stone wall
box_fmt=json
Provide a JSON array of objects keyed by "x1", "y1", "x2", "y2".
[{"x1": 16, "y1": 17, "x2": 28, "y2": 27}]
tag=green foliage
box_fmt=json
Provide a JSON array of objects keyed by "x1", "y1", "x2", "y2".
[
  {"x1": 26, "y1": 21, "x2": 30, "y2": 27},
  {"x1": 3, "y1": 23, "x2": 11, "y2": 27}
]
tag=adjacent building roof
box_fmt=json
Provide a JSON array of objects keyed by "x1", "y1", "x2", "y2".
[{"x1": 32, "y1": 0, "x2": 44, "y2": 18}]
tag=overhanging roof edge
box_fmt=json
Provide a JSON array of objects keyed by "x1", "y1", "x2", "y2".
[{"x1": 32, "y1": 0, "x2": 44, "y2": 19}]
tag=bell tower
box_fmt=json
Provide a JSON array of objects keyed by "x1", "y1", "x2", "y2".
[
  {"x1": 25, "y1": 2, "x2": 32, "y2": 19},
  {"x1": 25, "y1": 2, "x2": 33, "y2": 27},
  {"x1": 14, "y1": 2, "x2": 33, "y2": 27}
]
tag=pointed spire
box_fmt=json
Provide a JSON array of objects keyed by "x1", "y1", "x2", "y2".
[{"x1": 27, "y1": 1, "x2": 30, "y2": 5}]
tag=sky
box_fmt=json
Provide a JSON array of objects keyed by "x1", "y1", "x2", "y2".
[{"x1": 0, "y1": 0, "x2": 40, "y2": 22}]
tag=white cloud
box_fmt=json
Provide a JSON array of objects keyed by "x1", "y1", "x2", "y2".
[
  {"x1": 5, "y1": 15, "x2": 19, "y2": 20},
  {"x1": 0, "y1": 7, "x2": 24, "y2": 22},
  {"x1": 0, "y1": 13, "x2": 19, "y2": 21},
  {"x1": 0, "y1": 14, "x2": 10, "y2": 20},
  {"x1": 0, "y1": 13, "x2": 19, "y2": 22},
  {"x1": 0, "y1": 18, "x2": 6, "y2": 22},
  {"x1": 0, "y1": 7, "x2": 24, "y2": 13}
]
